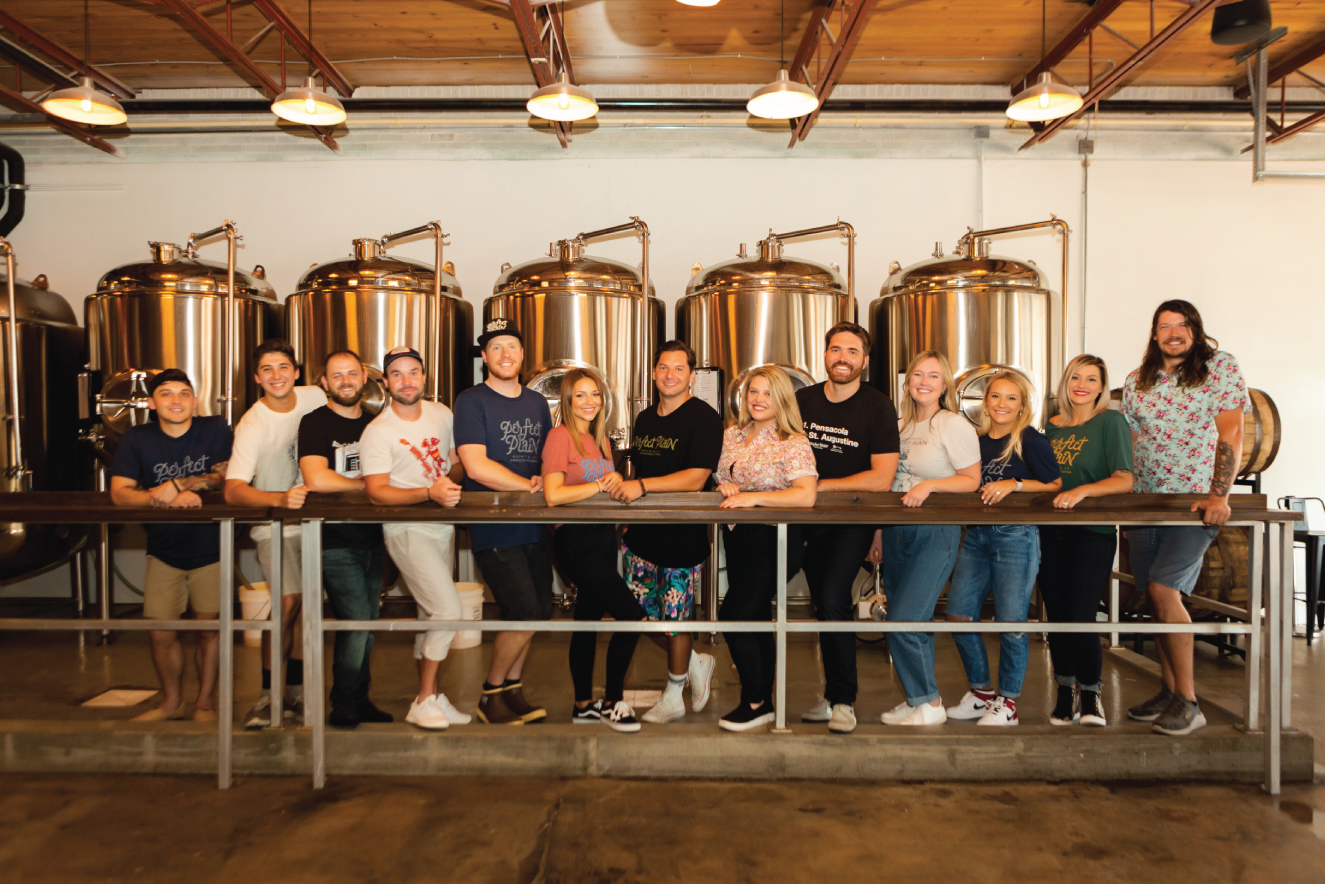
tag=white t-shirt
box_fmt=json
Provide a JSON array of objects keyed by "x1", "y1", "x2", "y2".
[
  {"x1": 360, "y1": 400, "x2": 456, "y2": 538},
  {"x1": 226, "y1": 385, "x2": 327, "y2": 540},
  {"x1": 892, "y1": 409, "x2": 981, "y2": 493}
]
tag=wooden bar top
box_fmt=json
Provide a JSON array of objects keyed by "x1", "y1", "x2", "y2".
[{"x1": 0, "y1": 490, "x2": 1300, "y2": 526}]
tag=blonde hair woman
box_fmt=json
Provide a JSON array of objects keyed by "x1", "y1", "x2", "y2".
[
  {"x1": 879, "y1": 351, "x2": 981, "y2": 727},
  {"x1": 1039, "y1": 355, "x2": 1134, "y2": 727},
  {"x1": 944, "y1": 372, "x2": 1062, "y2": 726},
  {"x1": 541, "y1": 368, "x2": 646, "y2": 733},
  {"x1": 713, "y1": 365, "x2": 818, "y2": 731}
]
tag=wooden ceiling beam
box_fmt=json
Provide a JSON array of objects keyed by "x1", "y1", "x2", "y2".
[
  {"x1": 787, "y1": 0, "x2": 878, "y2": 148},
  {"x1": 249, "y1": 0, "x2": 353, "y2": 97},
  {"x1": 0, "y1": 10, "x2": 136, "y2": 99},
  {"x1": 0, "y1": 34, "x2": 81, "y2": 90},
  {"x1": 1010, "y1": 0, "x2": 1126, "y2": 95},
  {"x1": 508, "y1": 0, "x2": 570, "y2": 148},
  {"x1": 1266, "y1": 106, "x2": 1325, "y2": 145},
  {"x1": 1233, "y1": 34, "x2": 1325, "y2": 99},
  {"x1": 1021, "y1": 0, "x2": 1221, "y2": 150},
  {"x1": 0, "y1": 80, "x2": 124, "y2": 158}
]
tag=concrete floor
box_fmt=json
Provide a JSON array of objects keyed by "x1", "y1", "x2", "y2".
[{"x1": 2, "y1": 611, "x2": 1324, "y2": 881}]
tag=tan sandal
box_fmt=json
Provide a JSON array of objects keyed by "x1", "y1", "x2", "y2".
[
  {"x1": 192, "y1": 708, "x2": 219, "y2": 723},
  {"x1": 132, "y1": 702, "x2": 186, "y2": 722}
]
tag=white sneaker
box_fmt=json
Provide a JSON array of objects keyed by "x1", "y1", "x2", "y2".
[
  {"x1": 881, "y1": 700, "x2": 947, "y2": 726},
  {"x1": 405, "y1": 695, "x2": 450, "y2": 730},
  {"x1": 641, "y1": 686, "x2": 686, "y2": 724},
  {"x1": 244, "y1": 693, "x2": 272, "y2": 730},
  {"x1": 435, "y1": 693, "x2": 471, "y2": 725},
  {"x1": 687, "y1": 652, "x2": 716, "y2": 712},
  {"x1": 828, "y1": 704, "x2": 857, "y2": 734},
  {"x1": 601, "y1": 700, "x2": 642, "y2": 733},
  {"x1": 977, "y1": 696, "x2": 1019, "y2": 727},
  {"x1": 801, "y1": 696, "x2": 832, "y2": 723},
  {"x1": 946, "y1": 691, "x2": 993, "y2": 720}
]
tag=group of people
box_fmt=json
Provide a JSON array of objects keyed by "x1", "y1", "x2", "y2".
[{"x1": 109, "y1": 298, "x2": 1249, "y2": 739}]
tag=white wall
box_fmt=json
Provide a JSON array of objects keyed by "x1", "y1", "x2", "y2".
[{"x1": 8, "y1": 152, "x2": 1325, "y2": 518}]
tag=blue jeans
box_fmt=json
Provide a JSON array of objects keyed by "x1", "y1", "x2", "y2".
[
  {"x1": 946, "y1": 525, "x2": 1040, "y2": 699},
  {"x1": 323, "y1": 546, "x2": 385, "y2": 707},
  {"x1": 882, "y1": 525, "x2": 961, "y2": 705}
]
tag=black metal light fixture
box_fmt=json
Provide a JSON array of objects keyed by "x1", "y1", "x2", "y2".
[{"x1": 1211, "y1": 0, "x2": 1273, "y2": 46}]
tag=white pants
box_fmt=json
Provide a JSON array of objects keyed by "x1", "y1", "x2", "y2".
[
  {"x1": 386, "y1": 524, "x2": 459, "y2": 662},
  {"x1": 254, "y1": 526, "x2": 303, "y2": 598}
]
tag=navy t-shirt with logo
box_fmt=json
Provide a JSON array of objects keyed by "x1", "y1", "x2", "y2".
[
  {"x1": 978, "y1": 427, "x2": 1062, "y2": 486},
  {"x1": 110, "y1": 416, "x2": 233, "y2": 570},
  {"x1": 453, "y1": 382, "x2": 552, "y2": 552}
]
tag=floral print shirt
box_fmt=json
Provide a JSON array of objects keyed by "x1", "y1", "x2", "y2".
[
  {"x1": 714, "y1": 423, "x2": 818, "y2": 492},
  {"x1": 1122, "y1": 350, "x2": 1250, "y2": 494}
]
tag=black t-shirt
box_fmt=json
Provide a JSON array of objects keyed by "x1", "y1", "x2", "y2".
[
  {"x1": 795, "y1": 382, "x2": 900, "y2": 481},
  {"x1": 979, "y1": 428, "x2": 1062, "y2": 486},
  {"x1": 622, "y1": 397, "x2": 724, "y2": 569},
  {"x1": 110, "y1": 416, "x2": 232, "y2": 570},
  {"x1": 298, "y1": 405, "x2": 384, "y2": 550}
]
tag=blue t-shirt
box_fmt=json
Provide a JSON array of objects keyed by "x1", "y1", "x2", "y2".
[
  {"x1": 110, "y1": 416, "x2": 233, "y2": 570},
  {"x1": 453, "y1": 383, "x2": 552, "y2": 552},
  {"x1": 978, "y1": 427, "x2": 1061, "y2": 486}
]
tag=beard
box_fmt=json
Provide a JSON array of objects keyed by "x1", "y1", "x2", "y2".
[
  {"x1": 1161, "y1": 337, "x2": 1193, "y2": 359},
  {"x1": 390, "y1": 387, "x2": 422, "y2": 406},
  {"x1": 828, "y1": 362, "x2": 863, "y2": 385},
  {"x1": 330, "y1": 385, "x2": 363, "y2": 407}
]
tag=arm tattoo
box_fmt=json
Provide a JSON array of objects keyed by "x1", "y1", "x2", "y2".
[
  {"x1": 177, "y1": 460, "x2": 229, "y2": 492},
  {"x1": 1210, "y1": 442, "x2": 1234, "y2": 498}
]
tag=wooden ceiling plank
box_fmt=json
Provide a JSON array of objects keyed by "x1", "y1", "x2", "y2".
[
  {"x1": 788, "y1": 0, "x2": 879, "y2": 148},
  {"x1": 1233, "y1": 33, "x2": 1325, "y2": 99},
  {"x1": 249, "y1": 0, "x2": 354, "y2": 97},
  {"x1": 1011, "y1": 0, "x2": 1126, "y2": 94},
  {"x1": 0, "y1": 10, "x2": 136, "y2": 99},
  {"x1": 508, "y1": 0, "x2": 569, "y2": 148},
  {"x1": 1020, "y1": 0, "x2": 1221, "y2": 150},
  {"x1": 0, "y1": 79, "x2": 124, "y2": 158}
]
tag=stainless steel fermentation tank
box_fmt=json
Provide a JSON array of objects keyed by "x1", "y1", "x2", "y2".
[
  {"x1": 677, "y1": 222, "x2": 856, "y2": 422},
  {"x1": 286, "y1": 222, "x2": 473, "y2": 412},
  {"x1": 486, "y1": 218, "x2": 660, "y2": 446},
  {"x1": 870, "y1": 217, "x2": 1069, "y2": 425},
  {"x1": 83, "y1": 224, "x2": 282, "y2": 448},
  {"x1": 0, "y1": 240, "x2": 86, "y2": 580}
]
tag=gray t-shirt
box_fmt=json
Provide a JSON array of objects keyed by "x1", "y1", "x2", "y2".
[{"x1": 892, "y1": 410, "x2": 981, "y2": 493}]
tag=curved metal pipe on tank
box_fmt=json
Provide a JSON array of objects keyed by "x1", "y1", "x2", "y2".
[
  {"x1": 380, "y1": 221, "x2": 447, "y2": 402},
  {"x1": 187, "y1": 221, "x2": 240, "y2": 425},
  {"x1": 764, "y1": 220, "x2": 855, "y2": 303}
]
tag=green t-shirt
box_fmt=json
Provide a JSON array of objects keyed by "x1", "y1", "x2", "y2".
[{"x1": 1045, "y1": 409, "x2": 1134, "y2": 534}]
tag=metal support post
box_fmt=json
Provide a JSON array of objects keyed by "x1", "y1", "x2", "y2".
[
  {"x1": 268, "y1": 519, "x2": 283, "y2": 726},
  {"x1": 1281, "y1": 520, "x2": 1294, "y2": 730},
  {"x1": 218, "y1": 518, "x2": 234, "y2": 790},
  {"x1": 1244, "y1": 522, "x2": 1264, "y2": 731},
  {"x1": 1108, "y1": 575, "x2": 1121, "y2": 649},
  {"x1": 1265, "y1": 522, "x2": 1282, "y2": 795},
  {"x1": 772, "y1": 523, "x2": 791, "y2": 734},
  {"x1": 97, "y1": 523, "x2": 111, "y2": 644},
  {"x1": 302, "y1": 519, "x2": 326, "y2": 788}
]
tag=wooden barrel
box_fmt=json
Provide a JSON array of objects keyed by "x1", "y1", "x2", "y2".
[
  {"x1": 1192, "y1": 527, "x2": 1250, "y2": 606},
  {"x1": 1107, "y1": 387, "x2": 1280, "y2": 476}
]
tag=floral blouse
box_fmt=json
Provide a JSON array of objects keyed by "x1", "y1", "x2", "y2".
[
  {"x1": 714, "y1": 424, "x2": 818, "y2": 492},
  {"x1": 1121, "y1": 350, "x2": 1250, "y2": 495}
]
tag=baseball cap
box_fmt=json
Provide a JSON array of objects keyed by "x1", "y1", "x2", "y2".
[
  {"x1": 477, "y1": 317, "x2": 525, "y2": 349},
  {"x1": 382, "y1": 346, "x2": 425, "y2": 374}
]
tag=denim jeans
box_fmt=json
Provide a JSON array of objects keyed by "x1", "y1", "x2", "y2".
[
  {"x1": 323, "y1": 545, "x2": 385, "y2": 707},
  {"x1": 946, "y1": 525, "x2": 1040, "y2": 699},
  {"x1": 881, "y1": 525, "x2": 961, "y2": 705}
]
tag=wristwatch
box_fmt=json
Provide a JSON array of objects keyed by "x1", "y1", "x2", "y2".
[{"x1": 1014, "y1": 478, "x2": 1024, "y2": 493}]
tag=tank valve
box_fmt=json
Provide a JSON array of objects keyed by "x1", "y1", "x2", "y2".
[
  {"x1": 737, "y1": 243, "x2": 748, "y2": 258},
  {"x1": 932, "y1": 242, "x2": 944, "y2": 258}
]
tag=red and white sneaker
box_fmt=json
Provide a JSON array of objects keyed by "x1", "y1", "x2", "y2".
[
  {"x1": 947, "y1": 690, "x2": 995, "y2": 720},
  {"x1": 977, "y1": 696, "x2": 1019, "y2": 726}
]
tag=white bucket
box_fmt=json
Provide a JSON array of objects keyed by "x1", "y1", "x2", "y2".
[
  {"x1": 238, "y1": 581, "x2": 271, "y2": 648},
  {"x1": 452, "y1": 582, "x2": 485, "y2": 650}
]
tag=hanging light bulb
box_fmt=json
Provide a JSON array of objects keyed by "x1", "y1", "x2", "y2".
[
  {"x1": 1006, "y1": 71, "x2": 1083, "y2": 122},
  {"x1": 677, "y1": 0, "x2": 721, "y2": 5},
  {"x1": 42, "y1": 76, "x2": 127, "y2": 126},
  {"x1": 747, "y1": 69, "x2": 819, "y2": 120},
  {"x1": 271, "y1": 76, "x2": 347, "y2": 125},
  {"x1": 528, "y1": 71, "x2": 599, "y2": 122}
]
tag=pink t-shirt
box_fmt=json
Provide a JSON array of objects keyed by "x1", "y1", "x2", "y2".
[{"x1": 541, "y1": 425, "x2": 614, "y2": 487}]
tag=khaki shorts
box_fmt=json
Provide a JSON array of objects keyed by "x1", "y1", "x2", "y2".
[
  {"x1": 254, "y1": 528, "x2": 303, "y2": 597},
  {"x1": 142, "y1": 557, "x2": 221, "y2": 619}
]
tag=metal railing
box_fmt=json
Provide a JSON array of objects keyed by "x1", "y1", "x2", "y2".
[{"x1": 0, "y1": 492, "x2": 1299, "y2": 795}]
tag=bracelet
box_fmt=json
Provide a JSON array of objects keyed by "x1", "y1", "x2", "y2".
[
  {"x1": 638, "y1": 479, "x2": 647, "y2": 498},
  {"x1": 171, "y1": 478, "x2": 182, "y2": 493}
]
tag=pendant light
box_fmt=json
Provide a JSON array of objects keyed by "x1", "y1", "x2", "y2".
[
  {"x1": 747, "y1": 0, "x2": 819, "y2": 120},
  {"x1": 677, "y1": 0, "x2": 721, "y2": 6},
  {"x1": 527, "y1": 5, "x2": 598, "y2": 122},
  {"x1": 1007, "y1": 0, "x2": 1083, "y2": 123},
  {"x1": 1210, "y1": 0, "x2": 1273, "y2": 46},
  {"x1": 41, "y1": 1, "x2": 126, "y2": 126},
  {"x1": 271, "y1": 0, "x2": 346, "y2": 125}
]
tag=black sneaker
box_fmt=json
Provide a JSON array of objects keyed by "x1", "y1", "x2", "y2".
[
  {"x1": 328, "y1": 702, "x2": 360, "y2": 729},
  {"x1": 572, "y1": 699, "x2": 606, "y2": 724},
  {"x1": 1152, "y1": 693, "x2": 1207, "y2": 736},
  {"x1": 1080, "y1": 689, "x2": 1107, "y2": 727},
  {"x1": 1049, "y1": 685, "x2": 1080, "y2": 726},
  {"x1": 599, "y1": 700, "x2": 641, "y2": 733},
  {"x1": 719, "y1": 701, "x2": 775, "y2": 733},
  {"x1": 1127, "y1": 687, "x2": 1174, "y2": 722},
  {"x1": 356, "y1": 698, "x2": 394, "y2": 723}
]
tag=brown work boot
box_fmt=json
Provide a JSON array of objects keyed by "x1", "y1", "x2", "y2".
[
  {"x1": 476, "y1": 685, "x2": 525, "y2": 725},
  {"x1": 500, "y1": 680, "x2": 547, "y2": 723}
]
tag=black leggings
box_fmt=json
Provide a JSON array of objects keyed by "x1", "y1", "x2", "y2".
[
  {"x1": 719, "y1": 524, "x2": 807, "y2": 706},
  {"x1": 553, "y1": 524, "x2": 646, "y2": 703},
  {"x1": 1038, "y1": 525, "x2": 1117, "y2": 692}
]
